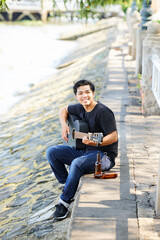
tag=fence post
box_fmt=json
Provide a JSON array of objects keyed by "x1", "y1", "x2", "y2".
[
  {"x1": 131, "y1": 0, "x2": 138, "y2": 13},
  {"x1": 41, "y1": 0, "x2": 47, "y2": 22},
  {"x1": 135, "y1": 0, "x2": 152, "y2": 75},
  {"x1": 156, "y1": 155, "x2": 160, "y2": 216},
  {"x1": 139, "y1": 0, "x2": 152, "y2": 30}
]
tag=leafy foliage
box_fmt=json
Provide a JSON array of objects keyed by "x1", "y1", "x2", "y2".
[
  {"x1": 0, "y1": 0, "x2": 8, "y2": 11},
  {"x1": 137, "y1": 73, "x2": 142, "y2": 80},
  {"x1": 55, "y1": 0, "x2": 144, "y2": 17},
  {"x1": 0, "y1": 0, "x2": 143, "y2": 14}
]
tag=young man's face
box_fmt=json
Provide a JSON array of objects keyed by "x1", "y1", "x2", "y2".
[{"x1": 75, "y1": 85, "x2": 95, "y2": 107}]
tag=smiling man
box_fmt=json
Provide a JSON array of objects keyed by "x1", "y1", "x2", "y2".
[{"x1": 46, "y1": 79, "x2": 118, "y2": 220}]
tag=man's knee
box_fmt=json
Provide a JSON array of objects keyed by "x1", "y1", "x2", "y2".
[
  {"x1": 46, "y1": 145, "x2": 68, "y2": 163},
  {"x1": 70, "y1": 158, "x2": 83, "y2": 174},
  {"x1": 46, "y1": 146, "x2": 57, "y2": 163}
]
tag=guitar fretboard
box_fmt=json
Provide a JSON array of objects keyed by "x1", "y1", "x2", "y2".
[{"x1": 74, "y1": 131, "x2": 88, "y2": 140}]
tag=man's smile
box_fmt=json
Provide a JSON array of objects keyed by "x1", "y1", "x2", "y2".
[{"x1": 75, "y1": 84, "x2": 96, "y2": 111}]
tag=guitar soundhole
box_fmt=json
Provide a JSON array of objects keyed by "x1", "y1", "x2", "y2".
[{"x1": 72, "y1": 128, "x2": 75, "y2": 139}]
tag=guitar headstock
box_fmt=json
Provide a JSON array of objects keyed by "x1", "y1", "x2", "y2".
[{"x1": 88, "y1": 132, "x2": 103, "y2": 143}]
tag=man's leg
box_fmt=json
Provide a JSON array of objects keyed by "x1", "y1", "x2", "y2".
[
  {"x1": 60, "y1": 150, "x2": 105, "y2": 204},
  {"x1": 46, "y1": 145, "x2": 86, "y2": 220},
  {"x1": 54, "y1": 150, "x2": 102, "y2": 220},
  {"x1": 46, "y1": 145, "x2": 85, "y2": 183}
]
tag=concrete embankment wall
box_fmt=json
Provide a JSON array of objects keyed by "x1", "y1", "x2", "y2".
[{"x1": 0, "y1": 18, "x2": 118, "y2": 240}]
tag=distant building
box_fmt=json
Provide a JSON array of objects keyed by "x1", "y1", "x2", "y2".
[{"x1": 152, "y1": 0, "x2": 160, "y2": 13}]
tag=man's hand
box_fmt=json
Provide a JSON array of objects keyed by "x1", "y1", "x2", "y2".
[
  {"x1": 82, "y1": 136, "x2": 97, "y2": 146},
  {"x1": 82, "y1": 130, "x2": 118, "y2": 147},
  {"x1": 62, "y1": 123, "x2": 70, "y2": 143},
  {"x1": 59, "y1": 107, "x2": 70, "y2": 142}
]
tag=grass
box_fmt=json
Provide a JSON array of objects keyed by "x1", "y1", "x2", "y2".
[
  {"x1": 155, "y1": 20, "x2": 160, "y2": 24},
  {"x1": 137, "y1": 73, "x2": 142, "y2": 80}
]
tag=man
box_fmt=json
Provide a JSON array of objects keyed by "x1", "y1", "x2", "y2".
[{"x1": 46, "y1": 79, "x2": 118, "y2": 220}]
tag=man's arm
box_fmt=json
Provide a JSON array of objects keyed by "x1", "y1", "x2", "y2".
[
  {"x1": 100, "y1": 130, "x2": 118, "y2": 146},
  {"x1": 82, "y1": 130, "x2": 118, "y2": 146},
  {"x1": 59, "y1": 107, "x2": 70, "y2": 142}
]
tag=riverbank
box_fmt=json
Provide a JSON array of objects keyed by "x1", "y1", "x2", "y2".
[{"x1": 0, "y1": 17, "x2": 118, "y2": 239}]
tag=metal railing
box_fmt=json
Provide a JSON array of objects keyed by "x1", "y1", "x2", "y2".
[
  {"x1": 151, "y1": 54, "x2": 160, "y2": 108},
  {"x1": 7, "y1": 0, "x2": 53, "y2": 10},
  {"x1": 151, "y1": 54, "x2": 160, "y2": 216},
  {"x1": 6, "y1": 0, "x2": 79, "y2": 11},
  {"x1": 156, "y1": 156, "x2": 160, "y2": 216}
]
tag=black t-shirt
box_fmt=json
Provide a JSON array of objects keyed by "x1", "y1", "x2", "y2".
[{"x1": 68, "y1": 102, "x2": 118, "y2": 160}]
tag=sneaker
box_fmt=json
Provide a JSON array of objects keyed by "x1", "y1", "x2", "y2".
[{"x1": 53, "y1": 203, "x2": 69, "y2": 220}]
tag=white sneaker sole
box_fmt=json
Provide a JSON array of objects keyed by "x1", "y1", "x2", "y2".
[{"x1": 54, "y1": 210, "x2": 69, "y2": 220}]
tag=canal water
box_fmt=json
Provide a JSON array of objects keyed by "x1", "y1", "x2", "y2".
[{"x1": 0, "y1": 22, "x2": 78, "y2": 117}]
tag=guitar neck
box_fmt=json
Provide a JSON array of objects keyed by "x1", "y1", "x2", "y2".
[{"x1": 74, "y1": 130, "x2": 89, "y2": 140}]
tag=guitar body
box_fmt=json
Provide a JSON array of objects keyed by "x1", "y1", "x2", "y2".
[{"x1": 65, "y1": 114, "x2": 89, "y2": 150}]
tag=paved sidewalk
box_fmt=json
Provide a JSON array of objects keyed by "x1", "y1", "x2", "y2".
[{"x1": 68, "y1": 20, "x2": 160, "y2": 240}]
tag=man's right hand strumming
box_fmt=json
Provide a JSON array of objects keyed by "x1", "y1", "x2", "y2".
[
  {"x1": 61, "y1": 123, "x2": 70, "y2": 142},
  {"x1": 59, "y1": 107, "x2": 70, "y2": 142}
]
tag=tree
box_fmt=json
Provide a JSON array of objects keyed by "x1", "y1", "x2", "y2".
[
  {"x1": 0, "y1": 0, "x2": 143, "y2": 13},
  {"x1": 0, "y1": 0, "x2": 8, "y2": 11}
]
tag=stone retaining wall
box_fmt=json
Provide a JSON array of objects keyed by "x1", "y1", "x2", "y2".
[{"x1": 0, "y1": 19, "x2": 117, "y2": 240}]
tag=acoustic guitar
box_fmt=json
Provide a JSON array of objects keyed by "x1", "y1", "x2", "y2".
[{"x1": 64, "y1": 114, "x2": 103, "y2": 150}]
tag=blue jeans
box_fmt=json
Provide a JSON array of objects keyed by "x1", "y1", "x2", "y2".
[{"x1": 46, "y1": 145, "x2": 114, "y2": 204}]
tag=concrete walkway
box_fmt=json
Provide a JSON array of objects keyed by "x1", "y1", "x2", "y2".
[{"x1": 68, "y1": 20, "x2": 160, "y2": 240}]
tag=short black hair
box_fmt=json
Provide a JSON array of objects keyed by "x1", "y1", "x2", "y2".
[{"x1": 73, "y1": 80, "x2": 95, "y2": 95}]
